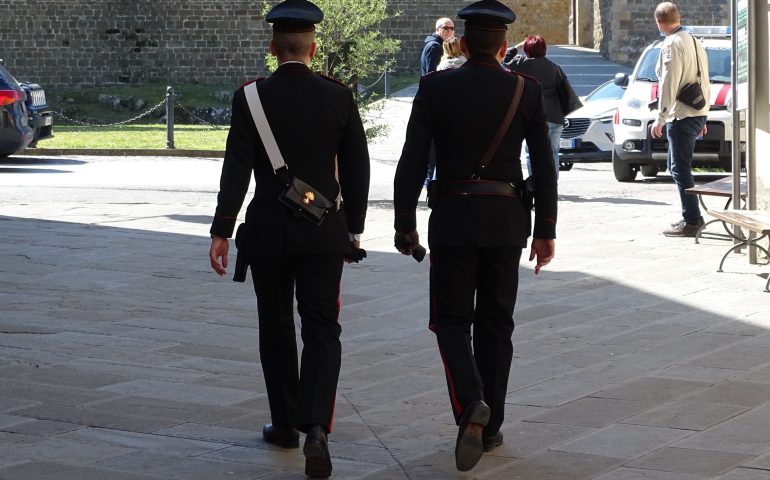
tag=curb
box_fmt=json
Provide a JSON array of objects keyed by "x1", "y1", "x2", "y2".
[{"x1": 17, "y1": 148, "x2": 225, "y2": 158}]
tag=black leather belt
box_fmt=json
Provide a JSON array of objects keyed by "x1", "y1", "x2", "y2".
[{"x1": 434, "y1": 180, "x2": 521, "y2": 197}]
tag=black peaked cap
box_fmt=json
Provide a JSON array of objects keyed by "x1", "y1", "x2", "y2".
[
  {"x1": 266, "y1": 0, "x2": 324, "y2": 32},
  {"x1": 458, "y1": 0, "x2": 516, "y2": 31}
]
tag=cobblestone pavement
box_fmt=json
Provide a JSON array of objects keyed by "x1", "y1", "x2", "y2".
[{"x1": 1, "y1": 52, "x2": 769, "y2": 480}]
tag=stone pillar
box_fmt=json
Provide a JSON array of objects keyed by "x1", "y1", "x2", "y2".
[
  {"x1": 502, "y1": 0, "x2": 570, "y2": 45},
  {"x1": 574, "y1": 0, "x2": 594, "y2": 48}
]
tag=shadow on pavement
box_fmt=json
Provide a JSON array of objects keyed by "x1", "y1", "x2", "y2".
[
  {"x1": 1, "y1": 215, "x2": 769, "y2": 480},
  {"x1": 1, "y1": 156, "x2": 87, "y2": 166},
  {"x1": 0, "y1": 167, "x2": 73, "y2": 174},
  {"x1": 166, "y1": 214, "x2": 214, "y2": 225},
  {"x1": 559, "y1": 195, "x2": 668, "y2": 206}
]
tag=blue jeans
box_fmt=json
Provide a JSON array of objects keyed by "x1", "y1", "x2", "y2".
[
  {"x1": 526, "y1": 122, "x2": 563, "y2": 179},
  {"x1": 666, "y1": 116, "x2": 706, "y2": 224}
]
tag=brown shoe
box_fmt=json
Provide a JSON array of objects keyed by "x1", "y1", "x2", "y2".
[{"x1": 663, "y1": 221, "x2": 702, "y2": 237}]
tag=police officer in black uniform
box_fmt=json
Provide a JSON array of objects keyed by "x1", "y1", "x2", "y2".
[
  {"x1": 208, "y1": 0, "x2": 370, "y2": 477},
  {"x1": 393, "y1": 0, "x2": 557, "y2": 472}
]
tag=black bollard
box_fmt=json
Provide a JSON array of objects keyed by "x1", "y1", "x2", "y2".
[{"x1": 166, "y1": 86, "x2": 175, "y2": 149}]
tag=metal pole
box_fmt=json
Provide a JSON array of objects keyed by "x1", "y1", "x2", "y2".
[
  {"x1": 384, "y1": 69, "x2": 390, "y2": 99},
  {"x1": 166, "y1": 86, "x2": 175, "y2": 149},
  {"x1": 730, "y1": 0, "x2": 742, "y2": 242},
  {"x1": 747, "y1": 0, "x2": 757, "y2": 262}
]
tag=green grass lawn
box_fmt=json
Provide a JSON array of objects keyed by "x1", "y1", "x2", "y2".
[
  {"x1": 39, "y1": 75, "x2": 419, "y2": 151},
  {"x1": 43, "y1": 125, "x2": 229, "y2": 150}
]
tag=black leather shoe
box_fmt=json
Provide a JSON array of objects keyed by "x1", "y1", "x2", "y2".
[
  {"x1": 304, "y1": 425, "x2": 332, "y2": 478},
  {"x1": 262, "y1": 424, "x2": 299, "y2": 448},
  {"x1": 455, "y1": 400, "x2": 491, "y2": 472},
  {"x1": 482, "y1": 431, "x2": 504, "y2": 452}
]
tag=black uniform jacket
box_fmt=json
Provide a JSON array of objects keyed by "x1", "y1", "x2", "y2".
[
  {"x1": 210, "y1": 62, "x2": 370, "y2": 255},
  {"x1": 394, "y1": 55, "x2": 557, "y2": 248}
]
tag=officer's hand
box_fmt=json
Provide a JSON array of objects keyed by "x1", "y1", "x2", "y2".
[
  {"x1": 210, "y1": 235, "x2": 229, "y2": 276},
  {"x1": 345, "y1": 240, "x2": 367, "y2": 264},
  {"x1": 651, "y1": 124, "x2": 664, "y2": 139},
  {"x1": 394, "y1": 230, "x2": 420, "y2": 256},
  {"x1": 529, "y1": 238, "x2": 555, "y2": 274},
  {"x1": 699, "y1": 124, "x2": 708, "y2": 137}
]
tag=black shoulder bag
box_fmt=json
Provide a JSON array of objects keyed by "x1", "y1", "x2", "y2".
[{"x1": 677, "y1": 35, "x2": 707, "y2": 110}]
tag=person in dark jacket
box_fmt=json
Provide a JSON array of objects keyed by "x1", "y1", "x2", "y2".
[
  {"x1": 420, "y1": 17, "x2": 455, "y2": 76},
  {"x1": 208, "y1": 0, "x2": 370, "y2": 477},
  {"x1": 394, "y1": 0, "x2": 557, "y2": 472},
  {"x1": 507, "y1": 35, "x2": 581, "y2": 178}
]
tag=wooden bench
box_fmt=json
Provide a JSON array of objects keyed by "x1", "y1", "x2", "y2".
[
  {"x1": 707, "y1": 209, "x2": 770, "y2": 292},
  {"x1": 686, "y1": 176, "x2": 747, "y2": 244}
]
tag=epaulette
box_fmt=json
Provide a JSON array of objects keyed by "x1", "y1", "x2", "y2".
[
  {"x1": 423, "y1": 69, "x2": 450, "y2": 79},
  {"x1": 320, "y1": 74, "x2": 348, "y2": 88},
  {"x1": 239, "y1": 76, "x2": 266, "y2": 89}
]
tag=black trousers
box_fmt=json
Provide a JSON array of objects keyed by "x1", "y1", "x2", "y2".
[
  {"x1": 249, "y1": 253, "x2": 344, "y2": 434},
  {"x1": 429, "y1": 246, "x2": 522, "y2": 436}
]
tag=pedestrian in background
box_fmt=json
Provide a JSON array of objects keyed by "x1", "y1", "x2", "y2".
[
  {"x1": 506, "y1": 35, "x2": 582, "y2": 179},
  {"x1": 437, "y1": 36, "x2": 467, "y2": 71},
  {"x1": 208, "y1": 0, "x2": 370, "y2": 477},
  {"x1": 421, "y1": 17, "x2": 455, "y2": 76},
  {"x1": 651, "y1": 1, "x2": 711, "y2": 237},
  {"x1": 394, "y1": 0, "x2": 557, "y2": 472}
]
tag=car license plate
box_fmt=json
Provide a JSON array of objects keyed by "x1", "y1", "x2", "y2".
[
  {"x1": 43, "y1": 116, "x2": 53, "y2": 126},
  {"x1": 560, "y1": 138, "x2": 576, "y2": 149}
]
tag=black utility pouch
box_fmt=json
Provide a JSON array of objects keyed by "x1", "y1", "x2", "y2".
[{"x1": 278, "y1": 176, "x2": 333, "y2": 225}]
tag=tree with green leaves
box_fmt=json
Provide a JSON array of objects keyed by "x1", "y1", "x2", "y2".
[{"x1": 262, "y1": 0, "x2": 400, "y2": 138}]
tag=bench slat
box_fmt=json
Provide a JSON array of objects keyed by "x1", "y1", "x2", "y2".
[
  {"x1": 708, "y1": 210, "x2": 770, "y2": 234},
  {"x1": 686, "y1": 176, "x2": 747, "y2": 198}
]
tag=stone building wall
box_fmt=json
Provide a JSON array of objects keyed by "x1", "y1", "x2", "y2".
[
  {"x1": 0, "y1": 0, "x2": 270, "y2": 87},
  {"x1": 594, "y1": 0, "x2": 731, "y2": 67},
  {"x1": 0, "y1": 0, "x2": 570, "y2": 87}
]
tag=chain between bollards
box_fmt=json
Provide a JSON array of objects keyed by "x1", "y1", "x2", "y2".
[{"x1": 166, "y1": 86, "x2": 175, "y2": 149}]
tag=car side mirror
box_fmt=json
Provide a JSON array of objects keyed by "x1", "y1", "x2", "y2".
[{"x1": 614, "y1": 72, "x2": 628, "y2": 87}]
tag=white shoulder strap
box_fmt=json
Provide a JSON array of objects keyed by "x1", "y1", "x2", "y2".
[{"x1": 243, "y1": 82, "x2": 286, "y2": 172}]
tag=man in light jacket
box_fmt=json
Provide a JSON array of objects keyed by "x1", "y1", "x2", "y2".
[{"x1": 651, "y1": 1, "x2": 711, "y2": 237}]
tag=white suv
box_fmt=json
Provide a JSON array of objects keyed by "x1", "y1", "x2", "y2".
[{"x1": 611, "y1": 26, "x2": 741, "y2": 182}]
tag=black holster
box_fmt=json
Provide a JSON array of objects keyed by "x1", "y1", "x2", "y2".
[{"x1": 233, "y1": 223, "x2": 249, "y2": 283}]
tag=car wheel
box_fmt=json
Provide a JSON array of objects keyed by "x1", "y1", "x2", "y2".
[
  {"x1": 640, "y1": 165, "x2": 659, "y2": 177},
  {"x1": 559, "y1": 161, "x2": 573, "y2": 171},
  {"x1": 612, "y1": 149, "x2": 637, "y2": 182}
]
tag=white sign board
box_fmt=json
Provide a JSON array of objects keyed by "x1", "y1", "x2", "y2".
[{"x1": 736, "y1": 0, "x2": 749, "y2": 110}]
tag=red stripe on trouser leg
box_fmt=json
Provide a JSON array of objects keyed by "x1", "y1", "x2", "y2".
[
  {"x1": 437, "y1": 344, "x2": 463, "y2": 416},
  {"x1": 428, "y1": 252, "x2": 437, "y2": 333},
  {"x1": 325, "y1": 260, "x2": 343, "y2": 434}
]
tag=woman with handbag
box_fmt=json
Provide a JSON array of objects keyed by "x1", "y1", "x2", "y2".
[{"x1": 506, "y1": 35, "x2": 582, "y2": 179}]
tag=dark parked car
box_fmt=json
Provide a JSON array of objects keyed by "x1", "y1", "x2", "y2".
[{"x1": 0, "y1": 59, "x2": 53, "y2": 158}]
